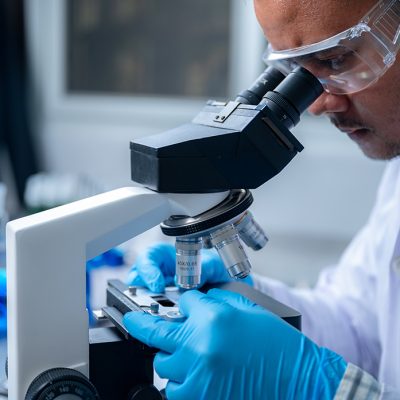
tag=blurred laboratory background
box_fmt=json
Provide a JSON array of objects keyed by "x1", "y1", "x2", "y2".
[{"x1": 2, "y1": 0, "x2": 385, "y2": 292}]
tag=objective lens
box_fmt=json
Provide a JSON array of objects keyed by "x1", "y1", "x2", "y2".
[
  {"x1": 175, "y1": 237, "x2": 202, "y2": 289},
  {"x1": 235, "y1": 211, "x2": 268, "y2": 251},
  {"x1": 210, "y1": 224, "x2": 251, "y2": 279}
]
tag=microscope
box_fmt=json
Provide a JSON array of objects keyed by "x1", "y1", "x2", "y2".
[{"x1": 6, "y1": 66, "x2": 323, "y2": 399}]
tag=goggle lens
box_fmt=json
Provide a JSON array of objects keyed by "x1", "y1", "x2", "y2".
[
  {"x1": 263, "y1": 0, "x2": 400, "y2": 95},
  {"x1": 265, "y1": 39, "x2": 391, "y2": 94}
]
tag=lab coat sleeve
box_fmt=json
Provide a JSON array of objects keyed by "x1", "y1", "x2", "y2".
[
  {"x1": 252, "y1": 160, "x2": 400, "y2": 377},
  {"x1": 252, "y1": 223, "x2": 380, "y2": 376},
  {"x1": 334, "y1": 363, "x2": 399, "y2": 400}
]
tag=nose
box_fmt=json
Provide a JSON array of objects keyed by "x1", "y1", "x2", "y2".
[{"x1": 308, "y1": 92, "x2": 351, "y2": 116}]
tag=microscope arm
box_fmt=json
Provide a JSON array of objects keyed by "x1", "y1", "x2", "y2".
[{"x1": 6, "y1": 186, "x2": 227, "y2": 399}]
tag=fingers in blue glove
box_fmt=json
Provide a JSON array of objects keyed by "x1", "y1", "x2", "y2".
[
  {"x1": 124, "y1": 288, "x2": 347, "y2": 400},
  {"x1": 164, "y1": 381, "x2": 183, "y2": 400},
  {"x1": 123, "y1": 290, "x2": 229, "y2": 353},
  {"x1": 127, "y1": 243, "x2": 176, "y2": 292},
  {"x1": 133, "y1": 255, "x2": 166, "y2": 293},
  {"x1": 125, "y1": 269, "x2": 146, "y2": 287},
  {"x1": 207, "y1": 288, "x2": 264, "y2": 312},
  {"x1": 123, "y1": 311, "x2": 181, "y2": 353},
  {"x1": 178, "y1": 290, "x2": 229, "y2": 320},
  {"x1": 154, "y1": 351, "x2": 185, "y2": 383}
]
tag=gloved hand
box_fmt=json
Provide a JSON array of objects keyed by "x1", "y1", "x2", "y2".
[
  {"x1": 126, "y1": 242, "x2": 252, "y2": 293},
  {"x1": 86, "y1": 248, "x2": 125, "y2": 325},
  {"x1": 123, "y1": 289, "x2": 346, "y2": 400}
]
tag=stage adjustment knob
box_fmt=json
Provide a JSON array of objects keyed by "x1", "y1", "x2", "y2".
[
  {"x1": 25, "y1": 367, "x2": 99, "y2": 400},
  {"x1": 128, "y1": 384, "x2": 162, "y2": 400}
]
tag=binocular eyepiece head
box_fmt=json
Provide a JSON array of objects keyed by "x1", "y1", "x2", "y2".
[
  {"x1": 130, "y1": 64, "x2": 323, "y2": 194},
  {"x1": 260, "y1": 66, "x2": 324, "y2": 129},
  {"x1": 236, "y1": 65, "x2": 324, "y2": 129}
]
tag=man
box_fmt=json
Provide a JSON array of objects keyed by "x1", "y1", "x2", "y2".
[{"x1": 123, "y1": 0, "x2": 400, "y2": 398}]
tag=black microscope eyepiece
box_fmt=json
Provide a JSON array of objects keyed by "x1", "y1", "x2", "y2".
[
  {"x1": 235, "y1": 66, "x2": 286, "y2": 105},
  {"x1": 259, "y1": 66, "x2": 324, "y2": 129}
]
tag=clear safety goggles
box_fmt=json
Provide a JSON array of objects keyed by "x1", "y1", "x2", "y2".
[{"x1": 263, "y1": 0, "x2": 400, "y2": 94}]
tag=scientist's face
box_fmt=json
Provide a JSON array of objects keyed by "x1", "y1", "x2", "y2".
[{"x1": 254, "y1": 0, "x2": 400, "y2": 160}]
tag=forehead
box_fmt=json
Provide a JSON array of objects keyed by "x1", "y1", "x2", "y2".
[{"x1": 254, "y1": 0, "x2": 377, "y2": 50}]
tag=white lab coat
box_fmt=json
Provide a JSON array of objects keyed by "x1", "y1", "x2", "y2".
[{"x1": 253, "y1": 156, "x2": 400, "y2": 397}]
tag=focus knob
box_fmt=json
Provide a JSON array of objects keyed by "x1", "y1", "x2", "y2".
[
  {"x1": 128, "y1": 384, "x2": 162, "y2": 400},
  {"x1": 25, "y1": 367, "x2": 99, "y2": 400}
]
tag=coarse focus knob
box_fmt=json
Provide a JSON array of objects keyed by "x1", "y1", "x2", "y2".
[
  {"x1": 128, "y1": 384, "x2": 163, "y2": 400},
  {"x1": 25, "y1": 367, "x2": 100, "y2": 400}
]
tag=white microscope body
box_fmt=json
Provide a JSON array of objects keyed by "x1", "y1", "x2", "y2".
[{"x1": 6, "y1": 186, "x2": 227, "y2": 399}]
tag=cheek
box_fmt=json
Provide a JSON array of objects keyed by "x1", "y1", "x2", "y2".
[
  {"x1": 379, "y1": 69, "x2": 400, "y2": 127},
  {"x1": 351, "y1": 70, "x2": 400, "y2": 128}
]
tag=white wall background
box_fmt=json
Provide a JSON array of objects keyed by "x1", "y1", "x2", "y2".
[{"x1": 25, "y1": 0, "x2": 386, "y2": 287}]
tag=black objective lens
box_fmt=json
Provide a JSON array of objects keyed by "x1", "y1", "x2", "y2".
[
  {"x1": 260, "y1": 66, "x2": 324, "y2": 129},
  {"x1": 235, "y1": 67, "x2": 285, "y2": 105}
]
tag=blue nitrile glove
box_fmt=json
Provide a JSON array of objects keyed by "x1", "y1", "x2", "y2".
[
  {"x1": 87, "y1": 248, "x2": 124, "y2": 270},
  {"x1": 0, "y1": 269, "x2": 6, "y2": 337},
  {"x1": 86, "y1": 248, "x2": 125, "y2": 324},
  {"x1": 123, "y1": 289, "x2": 346, "y2": 400},
  {"x1": 126, "y1": 242, "x2": 252, "y2": 293}
]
